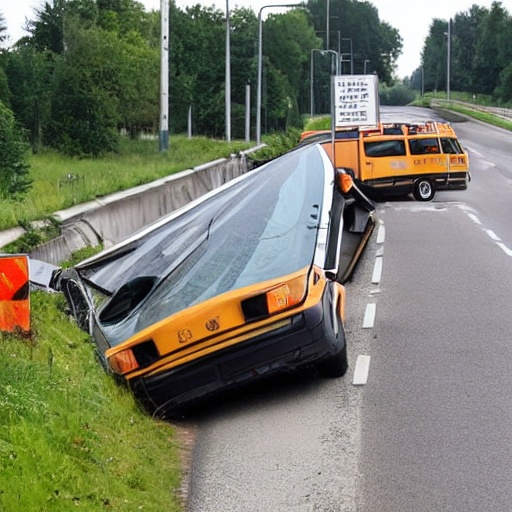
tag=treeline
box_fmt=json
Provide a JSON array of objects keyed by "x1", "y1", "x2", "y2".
[
  {"x1": 410, "y1": 1, "x2": 512, "y2": 102},
  {"x1": 0, "y1": 0, "x2": 402, "y2": 160}
]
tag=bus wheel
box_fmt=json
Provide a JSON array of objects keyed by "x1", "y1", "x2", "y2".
[{"x1": 413, "y1": 179, "x2": 435, "y2": 201}]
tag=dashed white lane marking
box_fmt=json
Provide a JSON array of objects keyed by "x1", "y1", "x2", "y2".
[
  {"x1": 371, "y1": 257, "x2": 383, "y2": 284},
  {"x1": 458, "y1": 204, "x2": 512, "y2": 258},
  {"x1": 497, "y1": 242, "x2": 512, "y2": 257},
  {"x1": 362, "y1": 303, "x2": 376, "y2": 328},
  {"x1": 376, "y1": 222, "x2": 386, "y2": 244},
  {"x1": 353, "y1": 355, "x2": 371, "y2": 386},
  {"x1": 486, "y1": 229, "x2": 501, "y2": 242},
  {"x1": 467, "y1": 213, "x2": 482, "y2": 225}
]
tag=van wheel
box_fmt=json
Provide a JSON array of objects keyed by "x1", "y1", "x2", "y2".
[{"x1": 413, "y1": 179, "x2": 435, "y2": 201}]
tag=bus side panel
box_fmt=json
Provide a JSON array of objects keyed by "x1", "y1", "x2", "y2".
[
  {"x1": 336, "y1": 140, "x2": 360, "y2": 178},
  {"x1": 410, "y1": 155, "x2": 449, "y2": 176}
]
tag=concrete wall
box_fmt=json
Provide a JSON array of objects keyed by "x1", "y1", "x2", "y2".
[{"x1": 1, "y1": 147, "x2": 264, "y2": 266}]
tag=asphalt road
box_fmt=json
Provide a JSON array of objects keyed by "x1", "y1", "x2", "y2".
[{"x1": 185, "y1": 106, "x2": 512, "y2": 511}]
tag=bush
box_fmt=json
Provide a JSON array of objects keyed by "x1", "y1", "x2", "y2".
[
  {"x1": 0, "y1": 101, "x2": 32, "y2": 200},
  {"x1": 379, "y1": 83, "x2": 417, "y2": 106}
]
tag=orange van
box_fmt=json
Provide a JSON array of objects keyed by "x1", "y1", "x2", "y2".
[{"x1": 300, "y1": 121, "x2": 470, "y2": 201}]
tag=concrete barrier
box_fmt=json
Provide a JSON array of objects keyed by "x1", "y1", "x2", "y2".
[{"x1": 2, "y1": 146, "x2": 265, "y2": 266}]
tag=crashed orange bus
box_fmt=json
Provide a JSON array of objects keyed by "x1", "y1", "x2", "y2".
[{"x1": 300, "y1": 121, "x2": 470, "y2": 201}]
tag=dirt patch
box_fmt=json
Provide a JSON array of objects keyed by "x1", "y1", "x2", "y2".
[
  {"x1": 172, "y1": 420, "x2": 199, "y2": 510},
  {"x1": 430, "y1": 107, "x2": 468, "y2": 123}
]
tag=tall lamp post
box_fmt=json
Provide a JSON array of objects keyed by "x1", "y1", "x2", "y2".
[
  {"x1": 326, "y1": 0, "x2": 330, "y2": 50},
  {"x1": 446, "y1": 18, "x2": 451, "y2": 101},
  {"x1": 225, "y1": 0, "x2": 231, "y2": 142},
  {"x1": 257, "y1": 3, "x2": 303, "y2": 144},
  {"x1": 159, "y1": 0, "x2": 170, "y2": 151},
  {"x1": 310, "y1": 49, "x2": 340, "y2": 117}
]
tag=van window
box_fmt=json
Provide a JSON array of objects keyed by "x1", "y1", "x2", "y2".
[
  {"x1": 409, "y1": 138, "x2": 440, "y2": 155},
  {"x1": 364, "y1": 140, "x2": 406, "y2": 157},
  {"x1": 441, "y1": 137, "x2": 463, "y2": 154}
]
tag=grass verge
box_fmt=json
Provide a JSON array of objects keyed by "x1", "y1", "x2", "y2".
[
  {"x1": 0, "y1": 292, "x2": 184, "y2": 511},
  {"x1": 0, "y1": 135, "x2": 252, "y2": 232}
]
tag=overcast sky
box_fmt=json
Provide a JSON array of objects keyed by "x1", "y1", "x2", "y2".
[{"x1": 2, "y1": 0, "x2": 503, "y2": 77}]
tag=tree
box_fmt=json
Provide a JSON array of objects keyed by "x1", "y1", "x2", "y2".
[
  {"x1": 45, "y1": 23, "x2": 122, "y2": 156},
  {"x1": 0, "y1": 101, "x2": 32, "y2": 200},
  {"x1": 6, "y1": 46, "x2": 54, "y2": 152},
  {"x1": 0, "y1": 11, "x2": 7, "y2": 46},
  {"x1": 421, "y1": 19, "x2": 450, "y2": 92},
  {"x1": 450, "y1": 6, "x2": 488, "y2": 92},
  {"x1": 229, "y1": 8, "x2": 258, "y2": 138},
  {"x1": 306, "y1": 0, "x2": 403, "y2": 84},
  {"x1": 265, "y1": 9, "x2": 321, "y2": 124},
  {"x1": 473, "y1": 1, "x2": 509, "y2": 94},
  {"x1": 169, "y1": 4, "x2": 225, "y2": 136}
]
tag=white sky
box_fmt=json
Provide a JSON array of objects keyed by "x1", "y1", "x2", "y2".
[{"x1": 1, "y1": 0, "x2": 505, "y2": 77}]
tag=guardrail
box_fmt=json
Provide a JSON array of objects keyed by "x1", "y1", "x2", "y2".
[
  {"x1": 434, "y1": 99, "x2": 512, "y2": 119},
  {"x1": 1, "y1": 146, "x2": 265, "y2": 266}
]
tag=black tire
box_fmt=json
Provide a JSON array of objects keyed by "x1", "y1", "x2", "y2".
[
  {"x1": 413, "y1": 178, "x2": 435, "y2": 201},
  {"x1": 316, "y1": 344, "x2": 348, "y2": 378}
]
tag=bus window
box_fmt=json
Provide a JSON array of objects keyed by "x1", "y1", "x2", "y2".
[
  {"x1": 409, "y1": 138, "x2": 440, "y2": 155},
  {"x1": 364, "y1": 140, "x2": 406, "y2": 157},
  {"x1": 441, "y1": 137, "x2": 463, "y2": 154}
]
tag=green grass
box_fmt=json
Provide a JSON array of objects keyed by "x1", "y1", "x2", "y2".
[
  {"x1": 0, "y1": 292, "x2": 184, "y2": 511},
  {"x1": 0, "y1": 134, "x2": 258, "y2": 511},
  {"x1": 0, "y1": 135, "x2": 252, "y2": 231},
  {"x1": 303, "y1": 116, "x2": 330, "y2": 131},
  {"x1": 435, "y1": 102, "x2": 512, "y2": 130},
  {"x1": 302, "y1": 116, "x2": 331, "y2": 131}
]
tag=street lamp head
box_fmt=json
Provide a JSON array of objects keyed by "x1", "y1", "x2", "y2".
[{"x1": 258, "y1": 3, "x2": 307, "y2": 18}]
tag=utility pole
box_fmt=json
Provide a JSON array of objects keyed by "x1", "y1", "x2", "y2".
[
  {"x1": 326, "y1": 0, "x2": 330, "y2": 51},
  {"x1": 225, "y1": 0, "x2": 231, "y2": 142},
  {"x1": 159, "y1": 0, "x2": 169, "y2": 151},
  {"x1": 447, "y1": 18, "x2": 451, "y2": 101}
]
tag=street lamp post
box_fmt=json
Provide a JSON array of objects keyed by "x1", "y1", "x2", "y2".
[
  {"x1": 225, "y1": 0, "x2": 231, "y2": 142},
  {"x1": 257, "y1": 3, "x2": 303, "y2": 144},
  {"x1": 159, "y1": 0, "x2": 170, "y2": 151},
  {"x1": 447, "y1": 18, "x2": 451, "y2": 101},
  {"x1": 363, "y1": 59, "x2": 370, "y2": 74},
  {"x1": 310, "y1": 49, "x2": 340, "y2": 117},
  {"x1": 326, "y1": 0, "x2": 330, "y2": 51}
]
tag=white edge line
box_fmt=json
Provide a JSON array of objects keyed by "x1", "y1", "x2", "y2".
[
  {"x1": 371, "y1": 256, "x2": 383, "y2": 284},
  {"x1": 467, "y1": 213, "x2": 482, "y2": 225},
  {"x1": 497, "y1": 242, "x2": 512, "y2": 257},
  {"x1": 486, "y1": 229, "x2": 501, "y2": 242},
  {"x1": 362, "y1": 303, "x2": 376, "y2": 328},
  {"x1": 376, "y1": 224, "x2": 386, "y2": 244},
  {"x1": 353, "y1": 355, "x2": 371, "y2": 386}
]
